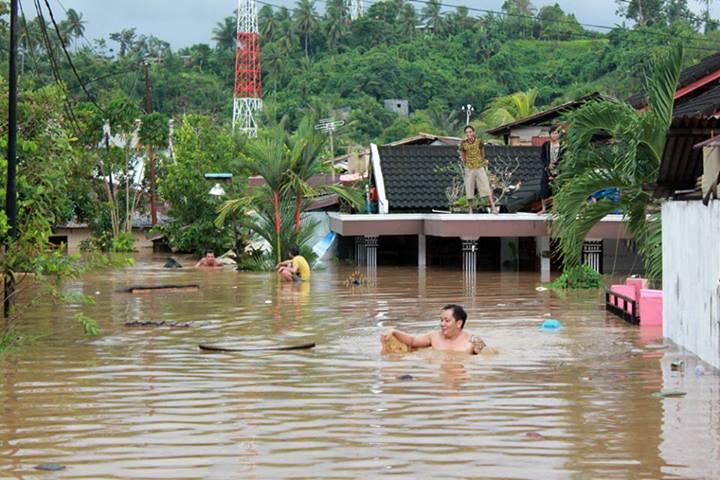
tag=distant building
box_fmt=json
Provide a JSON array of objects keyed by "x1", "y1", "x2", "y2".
[
  {"x1": 485, "y1": 92, "x2": 611, "y2": 145},
  {"x1": 384, "y1": 99, "x2": 409, "y2": 117}
]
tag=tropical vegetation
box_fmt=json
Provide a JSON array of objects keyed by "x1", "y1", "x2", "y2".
[{"x1": 550, "y1": 44, "x2": 684, "y2": 282}]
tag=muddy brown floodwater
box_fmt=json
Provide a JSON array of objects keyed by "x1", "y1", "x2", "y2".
[{"x1": 1, "y1": 257, "x2": 719, "y2": 479}]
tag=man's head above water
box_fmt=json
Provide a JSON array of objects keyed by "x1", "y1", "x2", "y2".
[{"x1": 440, "y1": 304, "x2": 468, "y2": 338}]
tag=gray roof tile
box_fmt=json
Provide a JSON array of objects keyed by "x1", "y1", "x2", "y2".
[{"x1": 377, "y1": 145, "x2": 543, "y2": 212}]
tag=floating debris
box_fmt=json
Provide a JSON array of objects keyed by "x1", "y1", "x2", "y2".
[
  {"x1": 344, "y1": 270, "x2": 368, "y2": 287},
  {"x1": 397, "y1": 374, "x2": 414, "y2": 381},
  {"x1": 535, "y1": 286, "x2": 548, "y2": 292},
  {"x1": 671, "y1": 360, "x2": 685, "y2": 371},
  {"x1": 123, "y1": 284, "x2": 199, "y2": 294},
  {"x1": 125, "y1": 321, "x2": 192, "y2": 328},
  {"x1": 652, "y1": 391, "x2": 687, "y2": 398},
  {"x1": 35, "y1": 464, "x2": 66, "y2": 471},
  {"x1": 525, "y1": 431, "x2": 543, "y2": 439},
  {"x1": 539, "y1": 319, "x2": 561, "y2": 330}
]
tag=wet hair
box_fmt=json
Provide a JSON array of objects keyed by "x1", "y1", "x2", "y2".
[
  {"x1": 206, "y1": 250, "x2": 214, "y2": 255},
  {"x1": 442, "y1": 304, "x2": 468, "y2": 329},
  {"x1": 289, "y1": 245, "x2": 300, "y2": 256},
  {"x1": 549, "y1": 125, "x2": 560, "y2": 134},
  {"x1": 464, "y1": 125, "x2": 475, "y2": 133}
]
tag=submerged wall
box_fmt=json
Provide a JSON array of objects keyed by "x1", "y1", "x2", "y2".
[{"x1": 662, "y1": 201, "x2": 720, "y2": 368}]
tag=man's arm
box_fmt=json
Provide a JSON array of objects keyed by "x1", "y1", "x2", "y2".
[{"x1": 382, "y1": 329, "x2": 432, "y2": 348}]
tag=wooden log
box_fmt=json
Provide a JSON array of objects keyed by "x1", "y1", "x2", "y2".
[
  {"x1": 123, "y1": 284, "x2": 200, "y2": 294},
  {"x1": 198, "y1": 342, "x2": 316, "y2": 352}
]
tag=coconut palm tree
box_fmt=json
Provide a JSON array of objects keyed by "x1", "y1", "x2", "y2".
[
  {"x1": 481, "y1": 89, "x2": 539, "y2": 130},
  {"x1": 212, "y1": 16, "x2": 236, "y2": 50},
  {"x1": 109, "y1": 28, "x2": 137, "y2": 57},
  {"x1": 293, "y1": 0, "x2": 318, "y2": 58},
  {"x1": 263, "y1": 44, "x2": 284, "y2": 94},
  {"x1": 324, "y1": 0, "x2": 349, "y2": 53},
  {"x1": 397, "y1": 4, "x2": 418, "y2": 38},
  {"x1": 421, "y1": 0, "x2": 446, "y2": 35},
  {"x1": 550, "y1": 44, "x2": 683, "y2": 281},
  {"x1": 259, "y1": 5, "x2": 279, "y2": 41},
  {"x1": 64, "y1": 8, "x2": 85, "y2": 48}
]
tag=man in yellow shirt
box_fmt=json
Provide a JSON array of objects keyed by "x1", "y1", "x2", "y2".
[
  {"x1": 459, "y1": 125, "x2": 498, "y2": 214},
  {"x1": 276, "y1": 245, "x2": 311, "y2": 282}
]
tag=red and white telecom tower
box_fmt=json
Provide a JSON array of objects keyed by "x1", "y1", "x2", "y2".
[{"x1": 232, "y1": 0, "x2": 262, "y2": 136}]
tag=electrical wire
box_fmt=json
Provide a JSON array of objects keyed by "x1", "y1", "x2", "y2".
[{"x1": 43, "y1": 0, "x2": 105, "y2": 114}]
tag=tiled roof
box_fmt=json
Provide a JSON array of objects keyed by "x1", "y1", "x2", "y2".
[
  {"x1": 377, "y1": 145, "x2": 543, "y2": 212},
  {"x1": 672, "y1": 84, "x2": 720, "y2": 118},
  {"x1": 384, "y1": 132, "x2": 462, "y2": 147}
]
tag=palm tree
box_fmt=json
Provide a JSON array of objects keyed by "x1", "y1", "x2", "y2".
[
  {"x1": 212, "y1": 16, "x2": 236, "y2": 50},
  {"x1": 65, "y1": 8, "x2": 85, "y2": 48},
  {"x1": 481, "y1": 89, "x2": 539, "y2": 130},
  {"x1": 109, "y1": 28, "x2": 137, "y2": 57},
  {"x1": 263, "y1": 44, "x2": 284, "y2": 94},
  {"x1": 293, "y1": 0, "x2": 318, "y2": 58},
  {"x1": 550, "y1": 45, "x2": 683, "y2": 281},
  {"x1": 324, "y1": 0, "x2": 349, "y2": 54},
  {"x1": 219, "y1": 118, "x2": 363, "y2": 260},
  {"x1": 421, "y1": 0, "x2": 446, "y2": 35},
  {"x1": 259, "y1": 5, "x2": 279, "y2": 41},
  {"x1": 237, "y1": 129, "x2": 293, "y2": 263},
  {"x1": 398, "y1": 4, "x2": 418, "y2": 38}
]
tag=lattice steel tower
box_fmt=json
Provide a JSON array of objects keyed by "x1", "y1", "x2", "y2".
[
  {"x1": 232, "y1": 0, "x2": 262, "y2": 136},
  {"x1": 349, "y1": 0, "x2": 363, "y2": 20}
]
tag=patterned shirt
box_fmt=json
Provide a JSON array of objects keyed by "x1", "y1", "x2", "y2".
[{"x1": 459, "y1": 139, "x2": 486, "y2": 169}]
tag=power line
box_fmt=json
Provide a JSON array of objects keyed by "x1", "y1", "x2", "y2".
[
  {"x1": 42, "y1": 0, "x2": 105, "y2": 114},
  {"x1": 257, "y1": 0, "x2": 720, "y2": 53},
  {"x1": 402, "y1": 0, "x2": 720, "y2": 53},
  {"x1": 29, "y1": 0, "x2": 80, "y2": 129}
]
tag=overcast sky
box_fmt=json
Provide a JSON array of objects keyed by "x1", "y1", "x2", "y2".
[{"x1": 42, "y1": 0, "x2": 720, "y2": 50}]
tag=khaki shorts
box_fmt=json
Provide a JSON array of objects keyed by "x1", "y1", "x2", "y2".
[{"x1": 464, "y1": 167, "x2": 492, "y2": 199}]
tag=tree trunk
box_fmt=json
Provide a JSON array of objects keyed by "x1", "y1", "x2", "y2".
[
  {"x1": 274, "y1": 190, "x2": 281, "y2": 263},
  {"x1": 295, "y1": 190, "x2": 302, "y2": 232}
]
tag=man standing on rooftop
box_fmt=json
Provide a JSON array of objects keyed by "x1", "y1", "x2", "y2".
[{"x1": 459, "y1": 125, "x2": 498, "y2": 214}]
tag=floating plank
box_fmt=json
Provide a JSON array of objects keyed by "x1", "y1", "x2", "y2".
[
  {"x1": 123, "y1": 284, "x2": 200, "y2": 294},
  {"x1": 198, "y1": 342, "x2": 316, "y2": 352},
  {"x1": 125, "y1": 321, "x2": 192, "y2": 328}
]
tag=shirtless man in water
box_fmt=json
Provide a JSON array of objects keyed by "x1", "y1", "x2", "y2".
[{"x1": 381, "y1": 304, "x2": 486, "y2": 355}]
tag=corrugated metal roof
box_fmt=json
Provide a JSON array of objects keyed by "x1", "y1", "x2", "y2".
[
  {"x1": 629, "y1": 51, "x2": 720, "y2": 110},
  {"x1": 657, "y1": 116, "x2": 720, "y2": 192}
]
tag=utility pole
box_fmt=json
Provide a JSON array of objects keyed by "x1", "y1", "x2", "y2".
[
  {"x1": 314, "y1": 118, "x2": 344, "y2": 182},
  {"x1": 4, "y1": 0, "x2": 18, "y2": 319},
  {"x1": 143, "y1": 61, "x2": 158, "y2": 226}
]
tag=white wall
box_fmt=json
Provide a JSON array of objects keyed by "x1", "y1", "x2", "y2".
[{"x1": 662, "y1": 201, "x2": 720, "y2": 368}]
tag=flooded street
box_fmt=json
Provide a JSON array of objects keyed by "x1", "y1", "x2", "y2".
[{"x1": 1, "y1": 259, "x2": 719, "y2": 479}]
